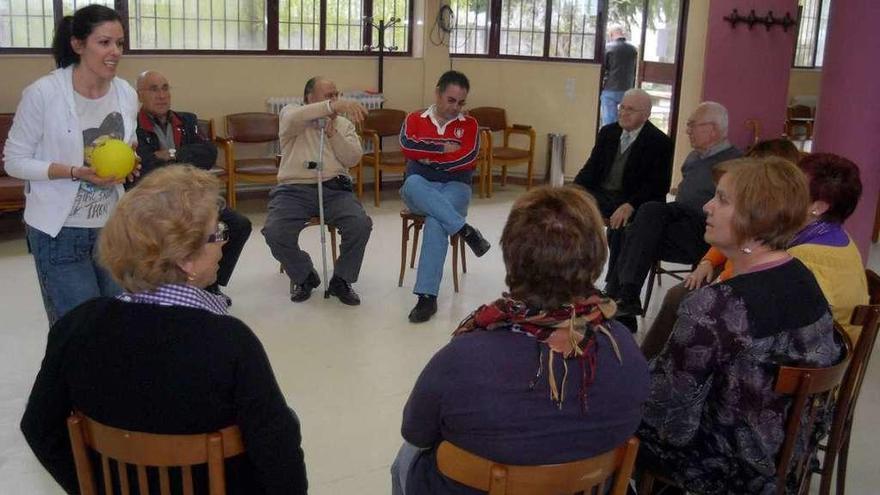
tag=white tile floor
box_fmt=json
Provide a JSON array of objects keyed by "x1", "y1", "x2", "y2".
[{"x1": 0, "y1": 187, "x2": 877, "y2": 494}]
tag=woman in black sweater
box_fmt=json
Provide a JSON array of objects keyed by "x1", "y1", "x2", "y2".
[{"x1": 21, "y1": 165, "x2": 308, "y2": 494}]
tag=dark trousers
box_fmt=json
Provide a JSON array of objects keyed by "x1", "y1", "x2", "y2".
[
  {"x1": 588, "y1": 187, "x2": 627, "y2": 293},
  {"x1": 262, "y1": 183, "x2": 372, "y2": 284},
  {"x1": 214, "y1": 207, "x2": 252, "y2": 288},
  {"x1": 606, "y1": 201, "x2": 708, "y2": 301}
]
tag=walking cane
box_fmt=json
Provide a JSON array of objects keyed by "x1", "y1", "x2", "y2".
[{"x1": 312, "y1": 118, "x2": 331, "y2": 299}]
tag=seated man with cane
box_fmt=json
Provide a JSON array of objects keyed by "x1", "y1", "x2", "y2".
[{"x1": 262, "y1": 77, "x2": 371, "y2": 305}]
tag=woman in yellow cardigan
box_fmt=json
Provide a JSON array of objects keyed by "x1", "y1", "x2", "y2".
[{"x1": 642, "y1": 152, "x2": 867, "y2": 358}]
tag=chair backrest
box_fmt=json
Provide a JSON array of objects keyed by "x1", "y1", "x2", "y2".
[
  {"x1": 436, "y1": 437, "x2": 639, "y2": 495},
  {"x1": 362, "y1": 108, "x2": 406, "y2": 137},
  {"x1": 469, "y1": 107, "x2": 508, "y2": 132},
  {"x1": 0, "y1": 113, "x2": 14, "y2": 177},
  {"x1": 774, "y1": 325, "x2": 852, "y2": 495},
  {"x1": 787, "y1": 105, "x2": 813, "y2": 120},
  {"x1": 197, "y1": 118, "x2": 216, "y2": 140},
  {"x1": 225, "y1": 112, "x2": 278, "y2": 143},
  {"x1": 866, "y1": 269, "x2": 880, "y2": 305},
  {"x1": 67, "y1": 411, "x2": 245, "y2": 495}
]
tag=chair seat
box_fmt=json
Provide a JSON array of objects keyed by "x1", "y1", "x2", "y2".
[
  {"x1": 207, "y1": 166, "x2": 228, "y2": 178},
  {"x1": 0, "y1": 175, "x2": 25, "y2": 204},
  {"x1": 233, "y1": 161, "x2": 279, "y2": 175},
  {"x1": 492, "y1": 147, "x2": 530, "y2": 161},
  {"x1": 364, "y1": 150, "x2": 407, "y2": 167}
]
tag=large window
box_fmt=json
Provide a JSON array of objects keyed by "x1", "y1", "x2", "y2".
[
  {"x1": 794, "y1": 0, "x2": 831, "y2": 68},
  {"x1": 450, "y1": 0, "x2": 599, "y2": 60},
  {"x1": 0, "y1": 0, "x2": 412, "y2": 54}
]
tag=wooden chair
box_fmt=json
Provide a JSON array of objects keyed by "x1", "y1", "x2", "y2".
[
  {"x1": 785, "y1": 105, "x2": 815, "y2": 141},
  {"x1": 0, "y1": 112, "x2": 26, "y2": 214},
  {"x1": 399, "y1": 210, "x2": 467, "y2": 293},
  {"x1": 436, "y1": 436, "x2": 639, "y2": 495},
  {"x1": 359, "y1": 108, "x2": 407, "y2": 206},
  {"x1": 468, "y1": 107, "x2": 536, "y2": 197},
  {"x1": 638, "y1": 326, "x2": 852, "y2": 495},
  {"x1": 67, "y1": 411, "x2": 244, "y2": 495},
  {"x1": 811, "y1": 270, "x2": 880, "y2": 495},
  {"x1": 196, "y1": 118, "x2": 233, "y2": 190},
  {"x1": 279, "y1": 217, "x2": 339, "y2": 274},
  {"x1": 216, "y1": 112, "x2": 279, "y2": 209}
]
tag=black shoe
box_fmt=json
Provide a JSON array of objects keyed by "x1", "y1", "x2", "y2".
[
  {"x1": 458, "y1": 224, "x2": 491, "y2": 257},
  {"x1": 290, "y1": 270, "x2": 320, "y2": 302},
  {"x1": 615, "y1": 298, "x2": 644, "y2": 318},
  {"x1": 408, "y1": 294, "x2": 438, "y2": 323},
  {"x1": 206, "y1": 286, "x2": 232, "y2": 307},
  {"x1": 327, "y1": 276, "x2": 361, "y2": 306}
]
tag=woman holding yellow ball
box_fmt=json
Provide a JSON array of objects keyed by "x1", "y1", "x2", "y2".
[{"x1": 3, "y1": 5, "x2": 139, "y2": 325}]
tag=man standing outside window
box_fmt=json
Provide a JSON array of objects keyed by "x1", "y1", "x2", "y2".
[
  {"x1": 601, "y1": 24, "x2": 638, "y2": 127},
  {"x1": 399, "y1": 70, "x2": 490, "y2": 323}
]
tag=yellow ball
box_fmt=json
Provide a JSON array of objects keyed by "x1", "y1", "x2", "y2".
[{"x1": 91, "y1": 139, "x2": 136, "y2": 180}]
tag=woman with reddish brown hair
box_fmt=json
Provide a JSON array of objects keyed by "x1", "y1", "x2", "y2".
[{"x1": 392, "y1": 186, "x2": 649, "y2": 495}]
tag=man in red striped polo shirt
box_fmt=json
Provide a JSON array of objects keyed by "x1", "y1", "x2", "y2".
[{"x1": 399, "y1": 70, "x2": 490, "y2": 323}]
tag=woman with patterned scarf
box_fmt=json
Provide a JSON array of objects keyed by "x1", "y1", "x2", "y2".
[{"x1": 391, "y1": 186, "x2": 650, "y2": 495}]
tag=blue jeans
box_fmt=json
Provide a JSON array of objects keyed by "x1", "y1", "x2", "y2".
[
  {"x1": 391, "y1": 442, "x2": 424, "y2": 495},
  {"x1": 600, "y1": 89, "x2": 626, "y2": 127},
  {"x1": 27, "y1": 226, "x2": 121, "y2": 326},
  {"x1": 400, "y1": 175, "x2": 471, "y2": 296}
]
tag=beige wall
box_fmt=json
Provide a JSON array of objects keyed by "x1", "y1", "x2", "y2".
[
  {"x1": 788, "y1": 67, "x2": 822, "y2": 102},
  {"x1": 670, "y1": 0, "x2": 710, "y2": 187}
]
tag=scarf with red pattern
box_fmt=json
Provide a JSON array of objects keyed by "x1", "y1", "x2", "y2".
[{"x1": 454, "y1": 292, "x2": 621, "y2": 413}]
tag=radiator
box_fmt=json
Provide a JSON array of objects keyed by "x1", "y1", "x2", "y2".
[{"x1": 266, "y1": 92, "x2": 385, "y2": 114}]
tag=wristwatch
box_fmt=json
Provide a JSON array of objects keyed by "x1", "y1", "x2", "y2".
[{"x1": 168, "y1": 148, "x2": 177, "y2": 161}]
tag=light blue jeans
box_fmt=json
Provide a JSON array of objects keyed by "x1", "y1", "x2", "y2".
[
  {"x1": 27, "y1": 226, "x2": 121, "y2": 326},
  {"x1": 400, "y1": 175, "x2": 471, "y2": 296},
  {"x1": 600, "y1": 89, "x2": 626, "y2": 127}
]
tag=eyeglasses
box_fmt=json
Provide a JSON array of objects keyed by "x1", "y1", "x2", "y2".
[
  {"x1": 686, "y1": 121, "x2": 714, "y2": 129},
  {"x1": 144, "y1": 84, "x2": 171, "y2": 94},
  {"x1": 207, "y1": 221, "x2": 229, "y2": 243},
  {"x1": 618, "y1": 104, "x2": 646, "y2": 114}
]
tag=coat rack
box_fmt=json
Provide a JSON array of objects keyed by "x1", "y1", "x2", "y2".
[
  {"x1": 723, "y1": 8, "x2": 796, "y2": 31},
  {"x1": 363, "y1": 16, "x2": 402, "y2": 95}
]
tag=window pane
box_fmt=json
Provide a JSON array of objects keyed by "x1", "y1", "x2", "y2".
[
  {"x1": 128, "y1": 0, "x2": 267, "y2": 50},
  {"x1": 0, "y1": 0, "x2": 54, "y2": 48},
  {"x1": 62, "y1": 0, "x2": 114, "y2": 14},
  {"x1": 279, "y1": 0, "x2": 319, "y2": 50},
  {"x1": 814, "y1": 0, "x2": 830, "y2": 66},
  {"x1": 449, "y1": 0, "x2": 490, "y2": 55},
  {"x1": 548, "y1": 0, "x2": 597, "y2": 59},
  {"x1": 500, "y1": 0, "x2": 546, "y2": 57},
  {"x1": 371, "y1": 0, "x2": 409, "y2": 52},
  {"x1": 794, "y1": 0, "x2": 820, "y2": 67},
  {"x1": 326, "y1": 0, "x2": 363, "y2": 51},
  {"x1": 643, "y1": 0, "x2": 679, "y2": 63}
]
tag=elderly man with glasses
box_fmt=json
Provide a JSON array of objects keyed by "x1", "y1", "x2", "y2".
[
  {"x1": 133, "y1": 70, "x2": 252, "y2": 306},
  {"x1": 575, "y1": 88, "x2": 674, "y2": 305},
  {"x1": 604, "y1": 101, "x2": 742, "y2": 322}
]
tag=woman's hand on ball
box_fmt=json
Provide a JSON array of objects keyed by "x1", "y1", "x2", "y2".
[
  {"x1": 76, "y1": 166, "x2": 123, "y2": 187},
  {"x1": 126, "y1": 160, "x2": 142, "y2": 183}
]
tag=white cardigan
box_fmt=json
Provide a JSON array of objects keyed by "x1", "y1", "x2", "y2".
[{"x1": 3, "y1": 66, "x2": 138, "y2": 237}]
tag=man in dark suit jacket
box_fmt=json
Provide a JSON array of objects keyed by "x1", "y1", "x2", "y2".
[{"x1": 574, "y1": 88, "x2": 674, "y2": 297}]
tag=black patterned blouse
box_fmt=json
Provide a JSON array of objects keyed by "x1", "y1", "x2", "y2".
[{"x1": 638, "y1": 258, "x2": 843, "y2": 495}]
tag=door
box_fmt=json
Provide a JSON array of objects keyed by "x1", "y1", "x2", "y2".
[{"x1": 604, "y1": 0, "x2": 688, "y2": 137}]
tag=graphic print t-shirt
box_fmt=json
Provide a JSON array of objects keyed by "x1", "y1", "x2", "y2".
[{"x1": 64, "y1": 87, "x2": 122, "y2": 228}]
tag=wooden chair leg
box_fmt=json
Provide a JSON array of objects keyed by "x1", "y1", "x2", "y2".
[
  {"x1": 487, "y1": 165, "x2": 494, "y2": 198},
  {"x1": 451, "y1": 236, "x2": 460, "y2": 293},
  {"x1": 526, "y1": 157, "x2": 534, "y2": 189},
  {"x1": 837, "y1": 427, "x2": 852, "y2": 495},
  {"x1": 460, "y1": 236, "x2": 467, "y2": 273},
  {"x1": 637, "y1": 471, "x2": 656, "y2": 495},
  {"x1": 329, "y1": 226, "x2": 338, "y2": 268},
  {"x1": 226, "y1": 173, "x2": 237, "y2": 209},
  {"x1": 399, "y1": 217, "x2": 409, "y2": 287},
  {"x1": 356, "y1": 165, "x2": 363, "y2": 200},
  {"x1": 374, "y1": 169, "x2": 381, "y2": 207},
  {"x1": 501, "y1": 165, "x2": 508, "y2": 186},
  {"x1": 410, "y1": 225, "x2": 421, "y2": 268},
  {"x1": 479, "y1": 160, "x2": 487, "y2": 198}
]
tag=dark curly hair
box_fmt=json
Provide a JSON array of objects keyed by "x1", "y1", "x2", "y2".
[{"x1": 798, "y1": 152, "x2": 863, "y2": 224}]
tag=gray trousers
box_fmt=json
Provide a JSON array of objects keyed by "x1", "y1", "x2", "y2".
[{"x1": 262, "y1": 183, "x2": 372, "y2": 284}]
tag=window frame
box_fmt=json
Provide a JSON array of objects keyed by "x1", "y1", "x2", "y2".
[
  {"x1": 792, "y1": 0, "x2": 828, "y2": 69},
  {"x1": 450, "y1": 0, "x2": 605, "y2": 63},
  {"x1": 0, "y1": 0, "x2": 415, "y2": 56}
]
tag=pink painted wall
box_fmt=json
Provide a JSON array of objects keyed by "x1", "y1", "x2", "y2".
[
  {"x1": 813, "y1": 1, "x2": 880, "y2": 261},
  {"x1": 701, "y1": 0, "x2": 798, "y2": 149}
]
